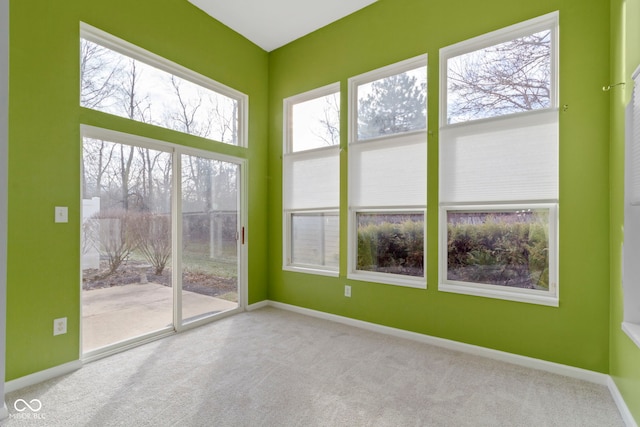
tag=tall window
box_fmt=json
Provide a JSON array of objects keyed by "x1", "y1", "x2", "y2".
[
  {"x1": 283, "y1": 83, "x2": 340, "y2": 275},
  {"x1": 348, "y1": 55, "x2": 427, "y2": 288},
  {"x1": 622, "y1": 65, "x2": 640, "y2": 347},
  {"x1": 80, "y1": 23, "x2": 248, "y2": 146},
  {"x1": 439, "y1": 12, "x2": 559, "y2": 306}
]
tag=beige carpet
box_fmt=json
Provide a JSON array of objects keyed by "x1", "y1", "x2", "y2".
[{"x1": 1, "y1": 307, "x2": 624, "y2": 426}]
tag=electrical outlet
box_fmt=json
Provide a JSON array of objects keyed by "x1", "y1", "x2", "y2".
[
  {"x1": 344, "y1": 285, "x2": 351, "y2": 298},
  {"x1": 53, "y1": 317, "x2": 67, "y2": 336}
]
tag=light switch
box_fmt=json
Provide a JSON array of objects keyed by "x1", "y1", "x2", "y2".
[{"x1": 55, "y1": 206, "x2": 68, "y2": 223}]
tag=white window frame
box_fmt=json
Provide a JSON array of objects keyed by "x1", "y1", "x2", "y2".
[
  {"x1": 438, "y1": 12, "x2": 559, "y2": 306},
  {"x1": 348, "y1": 54, "x2": 428, "y2": 289},
  {"x1": 283, "y1": 83, "x2": 341, "y2": 276},
  {"x1": 439, "y1": 203, "x2": 559, "y2": 306},
  {"x1": 80, "y1": 23, "x2": 249, "y2": 147},
  {"x1": 622, "y1": 65, "x2": 640, "y2": 349}
]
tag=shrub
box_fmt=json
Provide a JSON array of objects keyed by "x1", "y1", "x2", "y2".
[
  {"x1": 91, "y1": 210, "x2": 174, "y2": 277},
  {"x1": 447, "y1": 213, "x2": 549, "y2": 289},
  {"x1": 357, "y1": 218, "x2": 424, "y2": 276},
  {"x1": 131, "y1": 212, "x2": 171, "y2": 275},
  {"x1": 94, "y1": 209, "x2": 140, "y2": 275}
]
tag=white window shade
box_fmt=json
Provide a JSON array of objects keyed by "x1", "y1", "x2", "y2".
[
  {"x1": 629, "y1": 69, "x2": 640, "y2": 205},
  {"x1": 623, "y1": 66, "x2": 640, "y2": 334},
  {"x1": 440, "y1": 109, "x2": 558, "y2": 204},
  {"x1": 350, "y1": 134, "x2": 426, "y2": 207},
  {"x1": 283, "y1": 147, "x2": 340, "y2": 210}
]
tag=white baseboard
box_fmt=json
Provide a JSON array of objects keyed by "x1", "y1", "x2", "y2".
[
  {"x1": 267, "y1": 300, "x2": 609, "y2": 385},
  {"x1": 5, "y1": 360, "x2": 82, "y2": 394},
  {"x1": 608, "y1": 376, "x2": 639, "y2": 427}
]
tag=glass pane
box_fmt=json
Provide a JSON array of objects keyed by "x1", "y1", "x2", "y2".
[
  {"x1": 291, "y1": 213, "x2": 339, "y2": 268},
  {"x1": 292, "y1": 92, "x2": 340, "y2": 151},
  {"x1": 447, "y1": 209, "x2": 550, "y2": 289},
  {"x1": 447, "y1": 30, "x2": 552, "y2": 124},
  {"x1": 81, "y1": 38, "x2": 240, "y2": 145},
  {"x1": 181, "y1": 155, "x2": 238, "y2": 322},
  {"x1": 357, "y1": 66, "x2": 426, "y2": 140},
  {"x1": 356, "y1": 212, "x2": 424, "y2": 277},
  {"x1": 81, "y1": 138, "x2": 173, "y2": 352}
]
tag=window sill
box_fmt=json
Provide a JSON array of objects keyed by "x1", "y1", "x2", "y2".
[
  {"x1": 439, "y1": 282, "x2": 559, "y2": 307},
  {"x1": 283, "y1": 265, "x2": 339, "y2": 278},
  {"x1": 622, "y1": 322, "x2": 640, "y2": 349},
  {"x1": 348, "y1": 271, "x2": 426, "y2": 289}
]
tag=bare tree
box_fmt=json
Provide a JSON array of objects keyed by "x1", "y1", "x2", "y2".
[
  {"x1": 95, "y1": 209, "x2": 140, "y2": 275},
  {"x1": 80, "y1": 39, "x2": 121, "y2": 109},
  {"x1": 81, "y1": 217, "x2": 99, "y2": 256},
  {"x1": 118, "y1": 144, "x2": 135, "y2": 210},
  {"x1": 117, "y1": 59, "x2": 153, "y2": 209},
  {"x1": 80, "y1": 41, "x2": 121, "y2": 198},
  {"x1": 131, "y1": 212, "x2": 171, "y2": 275},
  {"x1": 83, "y1": 138, "x2": 117, "y2": 198},
  {"x1": 135, "y1": 147, "x2": 172, "y2": 213},
  {"x1": 313, "y1": 93, "x2": 340, "y2": 146},
  {"x1": 118, "y1": 59, "x2": 152, "y2": 122},
  {"x1": 182, "y1": 155, "x2": 213, "y2": 212},
  {"x1": 81, "y1": 54, "x2": 151, "y2": 210},
  {"x1": 210, "y1": 96, "x2": 237, "y2": 144},
  {"x1": 165, "y1": 76, "x2": 213, "y2": 138},
  {"x1": 165, "y1": 76, "x2": 238, "y2": 144},
  {"x1": 447, "y1": 30, "x2": 551, "y2": 123}
]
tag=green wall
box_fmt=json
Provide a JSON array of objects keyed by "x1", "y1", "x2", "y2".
[
  {"x1": 8, "y1": 0, "x2": 640, "y2": 420},
  {"x1": 7, "y1": 0, "x2": 269, "y2": 380},
  {"x1": 268, "y1": 0, "x2": 612, "y2": 372},
  {"x1": 610, "y1": 0, "x2": 640, "y2": 420}
]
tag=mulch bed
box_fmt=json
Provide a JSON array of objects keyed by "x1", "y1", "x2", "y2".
[{"x1": 82, "y1": 260, "x2": 237, "y2": 298}]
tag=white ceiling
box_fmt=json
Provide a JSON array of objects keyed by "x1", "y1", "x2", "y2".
[{"x1": 188, "y1": 0, "x2": 378, "y2": 52}]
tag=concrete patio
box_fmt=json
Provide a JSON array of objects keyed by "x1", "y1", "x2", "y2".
[{"x1": 82, "y1": 283, "x2": 237, "y2": 352}]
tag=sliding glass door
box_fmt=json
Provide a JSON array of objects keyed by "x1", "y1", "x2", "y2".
[{"x1": 81, "y1": 130, "x2": 244, "y2": 357}]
